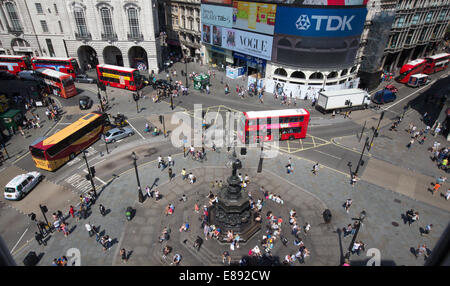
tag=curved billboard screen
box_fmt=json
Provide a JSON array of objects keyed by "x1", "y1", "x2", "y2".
[{"x1": 272, "y1": 6, "x2": 367, "y2": 69}]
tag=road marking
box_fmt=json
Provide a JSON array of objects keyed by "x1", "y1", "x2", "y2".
[
  {"x1": 127, "y1": 120, "x2": 145, "y2": 140},
  {"x1": 67, "y1": 157, "x2": 81, "y2": 166},
  {"x1": 383, "y1": 79, "x2": 437, "y2": 111},
  {"x1": 10, "y1": 227, "x2": 28, "y2": 254},
  {"x1": 313, "y1": 150, "x2": 342, "y2": 160}
]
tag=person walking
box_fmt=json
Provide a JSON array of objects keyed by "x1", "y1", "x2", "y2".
[
  {"x1": 407, "y1": 138, "x2": 414, "y2": 149},
  {"x1": 85, "y1": 222, "x2": 94, "y2": 237},
  {"x1": 168, "y1": 168, "x2": 173, "y2": 181},
  {"x1": 99, "y1": 204, "x2": 106, "y2": 216},
  {"x1": 312, "y1": 163, "x2": 319, "y2": 175},
  {"x1": 146, "y1": 185, "x2": 153, "y2": 198},
  {"x1": 432, "y1": 183, "x2": 441, "y2": 196},
  {"x1": 415, "y1": 244, "x2": 428, "y2": 259},
  {"x1": 181, "y1": 168, "x2": 188, "y2": 180},
  {"x1": 69, "y1": 205, "x2": 75, "y2": 219},
  {"x1": 344, "y1": 199, "x2": 353, "y2": 213},
  {"x1": 421, "y1": 224, "x2": 433, "y2": 236},
  {"x1": 222, "y1": 251, "x2": 231, "y2": 265},
  {"x1": 119, "y1": 248, "x2": 128, "y2": 263},
  {"x1": 168, "y1": 155, "x2": 174, "y2": 167}
]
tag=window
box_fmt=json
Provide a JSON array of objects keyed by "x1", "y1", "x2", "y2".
[
  {"x1": 396, "y1": 17, "x2": 405, "y2": 28},
  {"x1": 426, "y1": 12, "x2": 433, "y2": 22},
  {"x1": 35, "y1": 3, "x2": 44, "y2": 14},
  {"x1": 127, "y1": 8, "x2": 140, "y2": 37},
  {"x1": 6, "y1": 2, "x2": 22, "y2": 31},
  {"x1": 41, "y1": 20, "x2": 49, "y2": 32},
  {"x1": 58, "y1": 21, "x2": 63, "y2": 33},
  {"x1": 74, "y1": 7, "x2": 88, "y2": 36},
  {"x1": 101, "y1": 8, "x2": 114, "y2": 36},
  {"x1": 46, "y1": 39, "x2": 55, "y2": 57},
  {"x1": 54, "y1": 3, "x2": 58, "y2": 14},
  {"x1": 411, "y1": 15, "x2": 419, "y2": 25}
]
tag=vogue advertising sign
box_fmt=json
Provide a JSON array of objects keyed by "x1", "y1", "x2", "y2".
[
  {"x1": 222, "y1": 28, "x2": 273, "y2": 60},
  {"x1": 201, "y1": 4, "x2": 233, "y2": 28},
  {"x1": 232, "y1": 1, "x2": 277, "y2": 35},
  {"x1": 275, "y1": 6, "x2": 367, "y2": 38}
]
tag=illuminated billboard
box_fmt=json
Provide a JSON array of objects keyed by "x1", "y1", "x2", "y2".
[
  {"x1": 275, "y1": 6, "x2": 367, "y2": 38},
  {"x1": 201, "y1": 0, "x2": 232, "y2": 5},
  {"x1": 201, "y1": 4, "x2": 233, "y2": 28},
  {"x1": 232, "y1": 1, "x2": 277, "y2": 35}
]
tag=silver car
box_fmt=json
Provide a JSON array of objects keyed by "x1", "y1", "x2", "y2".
[{"x1": 103, "y1": 127, "x2": 134, "y2": 143}]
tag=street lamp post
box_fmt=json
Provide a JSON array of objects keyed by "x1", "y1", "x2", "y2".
[
  {"x1": 184, "y1": 56, "x2": 189, "y2": 88},
  {"x1": 97, "y1": 92, "x2": 104, "y2": 112},
  {"x1": 368, "y1": 111, "x2": 384, "y2": 151},
  {"x1": 82, "y1": 150, "x2": 97, "y2": 197},
  {"x1": 354, "y1": 137, "x2": 369, "y2": 176},
  {"x1": 132, "y1": 152, "x2": 145, "y2": 203},
  {"x1": 347, "y1": 210, "x2": 367, "y2": 258}
]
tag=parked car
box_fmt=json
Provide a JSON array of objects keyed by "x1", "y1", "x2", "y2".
[
  {"x1": 103, "y1": 127, "x2": 134, "y2": 143},
  {"x1": 79, "y1": 96, "x2": 93, "y2": 110},
  {"x1": 4, "y1": 171, "x2": 43, "y2": 200},
  {"x1": 153, "y1": 79, "x2": 173, "y2": 90},
  {"x1": 75, "y1": 74, "x2": 97, "y2": 84},
  {"x1": 372, "y1": 89, "x2": 397, "y2": 104},
  {"x1": 384, "y1": 84, "x2": 398, "y2": 93}
]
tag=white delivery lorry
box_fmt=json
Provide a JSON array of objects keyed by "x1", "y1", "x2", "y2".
[{"x1": 316, "y1": 88, "x2": 371, "y2": 113}]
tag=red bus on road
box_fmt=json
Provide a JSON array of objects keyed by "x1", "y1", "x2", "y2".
[
  {"x1": 0, "y1": 55, "x2": 31, "y2": 75},
  {"x1": 96, "y1": 64, "x2": 143, "y2": 91},
  {"x1": 239, "y1": 109, "x2": 310, "y2": 144},
  {"x1": 36, "y1": 68, "x2": 77, "y2": 99},
  {"x1": 31, "y1": 57, "x2": 80, "y2": 79},
  {"x1": 423, "y1": 53, "x2": 450, "y2": 74},
  {"x1": 396, "y1": 58, "x2": 427, "y2": 84}
]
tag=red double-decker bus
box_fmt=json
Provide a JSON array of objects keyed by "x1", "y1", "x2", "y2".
[
  {"x1": 0, "y1": 55, "x2": 31, "y2": 75},
  {"x1": 238, "y1": 109, "x2": 310, "y2": 144},
  {"x1": 96, "y1": 64, "x2": 143, "y2": 91},
  {"x1": 36, "y1": 68, "x2": 77, "y2": 99},
  {"x1": 423, "y1": 53, "x2": 450, "y2": 74},
  {"x1": 31, "y1": 57, "x2": 80, "y2": 79},
  {"x1": 396, "y1": 59, "x2": 427, "y2": 84}
]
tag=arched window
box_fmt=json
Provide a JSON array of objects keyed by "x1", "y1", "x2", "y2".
[
  {"x1": 274, "y1": 68, "x2": 287, "y2": 77},
  {"x1": 309, "y1": 72, "x2": 323, "y2": 80},
  {"x1": 350, "y1": 66, "x2": 357, "y2": 74},
  {"x1": 290, "y1": 71, "x2": 306, "y2": 79},
  {"x1": 100, "y1": 7, "x2": 115, "y2": 37},
  {"x1": 74, "y1": 6, "x2": 89, "y2": 36},
  {"x1": 327, "y1": 71, "x2": 338, "y2": 79},
  {"x1": 278, "y1": 38, "x2": 291, "y2": 47},
  {"x1": 341, "y1": 69, "x2": 348, "y2": 76},
  {"x1": 5, "y1": 2, "x2": 22, "y2": 31},
  {"x1": 128, "y1": 7, "x2": 140, "y2": 38}
]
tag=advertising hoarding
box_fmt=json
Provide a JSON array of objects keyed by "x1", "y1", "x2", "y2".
[
  {"x1": 302, "y1": 0, "x2": 368, "y2": 4},
  {"x1": 221, "y1": 28, "x2": 273, "y2": 60},
  {"x1": 201, "y1": 0, "x2": 232, "y2": 5},
  {"x1": 275, "y1": 6, "x2": 368, "y2": 38},
  {"x1": 202, "y1": 24, "x2": 212, "y2": 44},
  {"x1": 201, "y1": 4, "x2": 233, "y2": 28},
  {"x1": 232, "y1": 1, "x2": 277, "y2": 35}
]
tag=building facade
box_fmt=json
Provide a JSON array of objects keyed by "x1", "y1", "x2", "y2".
[
  {"x1": 0, "y1": 0, "x2": 163, "y2": 73},
  {"x1": 163, "y1": 0, "x2": 204, "y2": 63},
  {"x1": 358, "y1": 0, "x2": 450, "y2": 90}
]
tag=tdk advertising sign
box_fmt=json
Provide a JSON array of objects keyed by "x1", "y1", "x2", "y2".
[{"x1": 275, "y1": 7, "x2": 367, "y2": 37}]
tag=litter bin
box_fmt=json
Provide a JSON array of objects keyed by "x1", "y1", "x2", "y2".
[{"x1": 323, "y1": 209, "x2": 332, "y2": 223}]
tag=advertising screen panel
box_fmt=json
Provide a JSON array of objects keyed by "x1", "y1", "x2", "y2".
[
  {"x1": 232, "y1": 1, "x2": 277, "y2": 35},
  {"x1": 202, "y1": 24, "x2": 212, "y2": 44},
  {"x1": 201, "y1": 4, "x2": 233, "y2": 28},
  {"x1": 201, "y1": 0, "x2": 232, "y2": 5},
  {"x1": 222, "y1": 28, "x2": 273, "y2": 60},
  {"x1": 302, "y1": 0, "x2": 368, "y2": 4},
  {"x1": 275, "y1": 6, "x2": 367, "y2": 38}
]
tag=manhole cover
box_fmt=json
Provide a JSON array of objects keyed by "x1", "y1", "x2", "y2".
[
  {"x1": 394, "y1": 199, "x2": 401, "y2": 203},
  {"x1": 392, "y1": 222, "x2": 399, "y2": 227}
]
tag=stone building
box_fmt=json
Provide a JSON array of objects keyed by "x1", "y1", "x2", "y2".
[{"x1": 0, "y1": 0, "x2": 164, "y2": 73}]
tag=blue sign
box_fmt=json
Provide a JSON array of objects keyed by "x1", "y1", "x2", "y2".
[
  {"x1": 274, "y1": 7, "x2": 367, "y2": 37},
  {"x1": 233, "y1": 52, "x2": 266, "y2": 67}
]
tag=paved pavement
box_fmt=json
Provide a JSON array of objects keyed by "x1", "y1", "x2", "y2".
[{"x1": 8, "y1": 139, "x2": 449, "y2": 266}]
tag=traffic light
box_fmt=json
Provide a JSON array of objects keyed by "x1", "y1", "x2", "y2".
[
  {"x1": 345, "y1": 100, "x2": 350, "y2": 106},
  {"x1": 90, "y1": 166, "x2": 96, "y2": 177},
  {"x1": 86, "y1": 174, "x2": 91, "y2": 181},
  {"x1": 40, "y1": 205, "x2": 48, "y2": 213},
  {"x1": 133, "y1": 93, "x2": 139, "y2": 101},
  {"x1": 240, "y1": 147, "x2": 247, "y2": 156}
]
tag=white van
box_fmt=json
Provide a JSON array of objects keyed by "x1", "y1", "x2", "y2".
[
  {"x1": 407, "y1": 74, "x2": 430, "y2": 87},
  {"x1": 4, "y1": 172, "x2": 42, "y2": 200}
]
